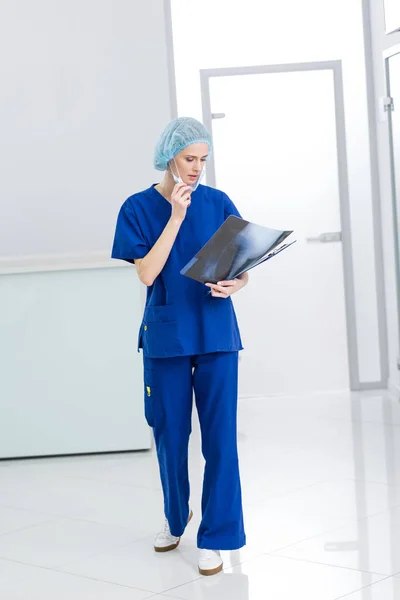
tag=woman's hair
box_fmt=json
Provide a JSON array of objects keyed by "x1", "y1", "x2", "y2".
[{"x1": 154, "y1": 117, "x2": 212, "y2": 171}]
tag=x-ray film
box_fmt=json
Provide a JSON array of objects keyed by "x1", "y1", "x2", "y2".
[{"x1": 180, "y1": 215, "x2": 296, "y2": 284}]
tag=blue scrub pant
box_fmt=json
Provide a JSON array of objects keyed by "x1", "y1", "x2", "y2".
[{"x1": 143, "y1": 351, "x2": 246, "y2": 550}]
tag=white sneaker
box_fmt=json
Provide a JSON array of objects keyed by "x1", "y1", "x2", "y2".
[
  {"x1": 198, "y1": 549, "x2": 223, "y2": 576},
  {"x1": 154, "y1": 509, "x2": 193, "y2": 552}
]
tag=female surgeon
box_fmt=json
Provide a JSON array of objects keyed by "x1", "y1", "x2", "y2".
[{"x1": 111, "y1": 117, "x2": 248, "y2": 576}]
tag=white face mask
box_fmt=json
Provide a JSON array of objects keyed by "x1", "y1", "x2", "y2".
[{"x1": 170, "y1": 158, "x2": 205, "y2": 191}]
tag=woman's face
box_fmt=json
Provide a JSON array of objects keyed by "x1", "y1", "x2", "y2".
[{"x1": 171, "y1": 143, "x2": 209, "y2": 186}]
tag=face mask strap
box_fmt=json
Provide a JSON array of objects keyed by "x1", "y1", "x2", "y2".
[
  {"x1": 170, "y1": 158, "x2": 183, "y2": 184},
  {"x1": 169, "y1": 157, "x2": 206, "y2": 190},
  {"x1": 190, "y1": 167, "x2": 206, "y2": 191}
]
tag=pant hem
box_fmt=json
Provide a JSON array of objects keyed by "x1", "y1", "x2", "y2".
[{"x1": 197, "y1": 535, "x2": 246, "y2": 551}]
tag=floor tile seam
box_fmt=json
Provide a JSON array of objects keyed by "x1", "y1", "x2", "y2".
[
  {"x1": 0, "y1": 517, "x2": 62, "y2": 540},
  {"x1": 243, "y1": 477, "x2": 334, "y2": 508},
  {"x1": 0, "y1": 556, "x2": 159, "y2": 594},
  {"x1": 0, "y1": 472, "x2": 163, "y2": 492},
  {"x1": 332, "y1": 573, "x2": 397, "y2": 599},
  {"x1": 0, "y1": 508, "x2": 158, "y2": 538},
  {"x1": 264, "y1": 552, "x2": 391, "y2": 577},
  {"x1": 342, "y1": 476, "x2": 400, "y2": 489},
  {"x1": 254, "y1": 515, "x2": 370, "y2": 555}
]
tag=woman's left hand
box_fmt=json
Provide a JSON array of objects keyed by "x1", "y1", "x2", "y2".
[{"x1": 205, "y1": 274, "x2": 248, "y2": 299}]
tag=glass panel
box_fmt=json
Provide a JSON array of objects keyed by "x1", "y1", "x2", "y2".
[
  {"x1": 384, "y1": 0, "x2": 400, "y2": 34},
  {"x1": 209, "y1": 69, "x2": 349, "y2": 394}
]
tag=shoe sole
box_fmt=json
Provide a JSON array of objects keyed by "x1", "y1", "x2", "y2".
[
  {"x1": 154, "y1": 509, "x2": 193, "y2": 553},
  {"x1": 199, "y1": 562, "x2": 223, "y2": 576}
]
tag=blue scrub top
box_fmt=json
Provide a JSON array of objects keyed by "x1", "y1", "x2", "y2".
[{"x1": 111, "y1": 184, "x2": 243, "y2": 358}]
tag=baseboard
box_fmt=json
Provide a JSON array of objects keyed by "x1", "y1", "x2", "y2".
[{"x1": 0, "y1": 252, "x2": 131, "y2": 275}]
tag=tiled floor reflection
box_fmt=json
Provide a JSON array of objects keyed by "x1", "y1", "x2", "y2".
[{"x1": 1, "y1": 391, "x2": 400, "y2": 598}]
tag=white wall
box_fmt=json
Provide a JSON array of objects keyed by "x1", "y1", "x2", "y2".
[
  {"x1": 369, "y1": 0, "x2": 400, "y2": 395},
  {"x1": 0, "y1": 0, "x2": 172, "y2": 262},
  {"x1": 0, "y1": 0, "x2": 173, "y2": 457},
  {"x1": 171, "y1": 0, "x2": 384, "y2": 393}
]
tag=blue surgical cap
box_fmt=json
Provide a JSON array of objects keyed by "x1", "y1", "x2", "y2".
[{"x1": 154, "y1": 117, "x2": 213, "y2": 171}]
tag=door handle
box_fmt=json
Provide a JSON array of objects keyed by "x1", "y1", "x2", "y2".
[
  {"x1": 306, "y1": 232, "x2": 342, "y2": 243},
  {"x1": 211, "y1": 112, "x2": 226, "y2": 119}
]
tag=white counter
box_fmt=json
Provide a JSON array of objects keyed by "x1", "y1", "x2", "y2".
[{"x1": 0, "y1": 264, "x2": 150, "y2": 458}]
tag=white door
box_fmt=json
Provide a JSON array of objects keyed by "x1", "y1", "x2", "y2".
[{"x1": 202, "y1": 65, "x2": 354, "y2": 397}]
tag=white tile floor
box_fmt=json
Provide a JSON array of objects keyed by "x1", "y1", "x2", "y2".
[{"x1": 1, "y1": 390, "x2": 400, "y2": 599}]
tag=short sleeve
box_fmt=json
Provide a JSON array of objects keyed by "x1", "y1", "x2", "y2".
[
  {"x1": 222, "y1": 191, "x2": 242, "y2": 220},
  {"x1": 111, "y1": 200, "x2": 150, "y2": 264}
]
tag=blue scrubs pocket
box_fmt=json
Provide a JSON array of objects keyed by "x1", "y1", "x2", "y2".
[
  {"x1": 143, "y1": 367, "x2": 155, "y2": 427},
  {"x1": 141, "y1": 305, "x2": 184, "y2": 358},
  {"x1": 143, "y1": 366, "x2": 167, "y2": 428}
]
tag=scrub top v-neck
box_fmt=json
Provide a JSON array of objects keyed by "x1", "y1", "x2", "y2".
[{"x1": 112, "y1": 184, "x2": 243, "y2": 358}]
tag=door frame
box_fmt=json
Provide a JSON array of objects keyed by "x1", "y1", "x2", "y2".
[
  {"x1": 384, "y1": 46, "x2": 400, "y2": 373},
  {"x1": 200, "y1": 61, "x2": 360, "y2": 390}
]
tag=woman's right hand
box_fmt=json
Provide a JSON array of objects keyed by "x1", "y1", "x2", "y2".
[{"x1": 170, "y1": 182, "x2": 192, "y2": 223}]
